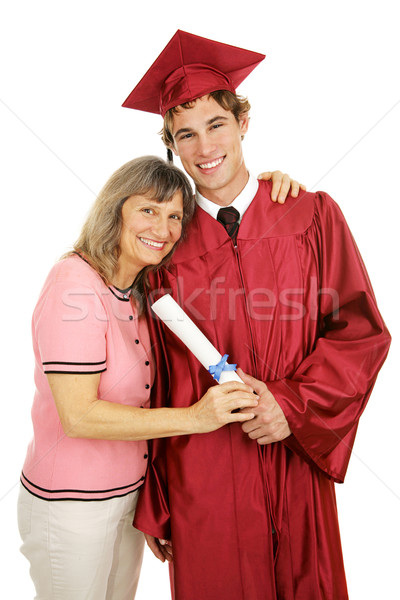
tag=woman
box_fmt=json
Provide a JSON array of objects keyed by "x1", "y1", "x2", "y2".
[{"x1": 18, "y1": 156, "x2": 259, "y2": 600}]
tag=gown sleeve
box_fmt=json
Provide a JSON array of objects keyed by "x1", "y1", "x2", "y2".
[
  {"x1": 267, "y1": 192, "x2": 391, "y2": 483},
  {"x1": 133, "y1": 274, "x2": 172, "y2": 539}
]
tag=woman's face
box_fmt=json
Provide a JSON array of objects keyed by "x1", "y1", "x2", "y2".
[{"x1": 118, "y1": 191, "x2": 184, "y2": 275}]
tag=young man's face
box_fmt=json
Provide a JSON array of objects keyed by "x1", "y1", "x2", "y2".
[{"x1": 170, "y1": 95, "x2": 249, "y2": 205}]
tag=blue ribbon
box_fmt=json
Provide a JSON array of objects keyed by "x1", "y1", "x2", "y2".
[{"x1": 208, "y1": 354, "x2": 237, "y2": 382}]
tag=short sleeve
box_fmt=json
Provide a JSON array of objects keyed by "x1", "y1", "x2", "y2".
[{"x1": 34, "y1": 280, "x2": 108, "y2": 374}]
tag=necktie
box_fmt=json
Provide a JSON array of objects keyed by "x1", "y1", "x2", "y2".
[{"x1": 217, "y1": 206, "x2": 240, "y2": 244}]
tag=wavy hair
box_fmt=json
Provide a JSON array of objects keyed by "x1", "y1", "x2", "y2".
[{"x1": 68, "y1": 156, "x2": 194, "y2": 304}]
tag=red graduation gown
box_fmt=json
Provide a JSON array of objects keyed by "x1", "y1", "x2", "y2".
[{"x1": 134, "y1": 181, "x2": 390, "y2": 600}]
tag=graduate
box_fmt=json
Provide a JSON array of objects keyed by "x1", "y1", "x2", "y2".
[{"x1": 123, "y1": 30, "x2": 391, "y2": 600}]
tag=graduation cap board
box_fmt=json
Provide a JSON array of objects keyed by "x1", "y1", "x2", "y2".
[{"x1": 122, "y1": 30, "x2": 265, "y2": 117}]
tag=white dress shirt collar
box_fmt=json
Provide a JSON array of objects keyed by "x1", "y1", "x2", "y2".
[{"x1": 195, "y1": 173, "x2": 259, "y2": 223}]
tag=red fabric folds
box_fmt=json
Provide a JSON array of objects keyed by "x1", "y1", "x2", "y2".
[{"x1": 134, "y1": 181, "x2": 390, "y2": 599}]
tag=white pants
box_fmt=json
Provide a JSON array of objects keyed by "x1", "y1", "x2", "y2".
[{"x1": 17, "y1": 485, "x2": 145, "y2": 600}]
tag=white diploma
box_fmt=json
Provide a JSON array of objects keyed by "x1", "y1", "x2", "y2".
[{"x1": 151, "y1": 294, "x2": 243, "y2": 384}]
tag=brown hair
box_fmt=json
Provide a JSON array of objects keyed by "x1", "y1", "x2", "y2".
[
  {"x1": 67, "y1": 156, "x2": 194, "y2": 305},
  {"x1": 161, "y1": 90, "x2": 251, "y2": 148}
]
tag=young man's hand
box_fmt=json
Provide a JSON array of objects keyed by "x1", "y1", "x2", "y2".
[
  {"x1": 144, "y1": 534, "x2": 173, "y2": 562},
  {"x1": 237, "y1": 368, "x2": 291, "y2": 444},
  {"x1": 258, "y1": 170, "x2": 306, "y2": 204}
]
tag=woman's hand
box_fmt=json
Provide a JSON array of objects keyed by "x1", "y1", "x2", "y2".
[
  {"x1": 46, "y1": 373, "x2": 257, "y2": 441},
  {"x1": 257, "y1": 170, "x2": 306, "y2": 204},
  {"x1": 189, "y1": 381, "x2": 258, "y2": 434}
]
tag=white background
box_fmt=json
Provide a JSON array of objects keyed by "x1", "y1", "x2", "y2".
[{"x1": 1, "y1": 1, "x2": 399, "y2": 598}]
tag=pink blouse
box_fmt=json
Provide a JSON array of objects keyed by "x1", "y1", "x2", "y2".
[{"x1": 21, "y1": 254, "x2": 154, "y2": 500}]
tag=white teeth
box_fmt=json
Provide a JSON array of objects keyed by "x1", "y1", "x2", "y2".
[
  {"x1": 198, "y1": 157, "x2": 224, "y2": 169},
  {"x1": 139, "y1": 238, "x2": 164, "y2": 248}
]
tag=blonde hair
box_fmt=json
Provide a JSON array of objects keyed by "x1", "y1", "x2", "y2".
[
  {"x1": 161, "y1": 90, "x2": 251, "y2": 148},
  {"x1": 69, "y1": 156, "x2": 194, "y2": 300}
]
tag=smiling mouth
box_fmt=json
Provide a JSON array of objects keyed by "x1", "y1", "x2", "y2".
[
  {"x1": 197, "y1": 157, "x2": 224, "y2": 170},
  {"x1": 139, "y1": 237, "x2": 166, "y2": 250}
]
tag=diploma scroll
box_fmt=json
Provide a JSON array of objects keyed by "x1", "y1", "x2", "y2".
[{"x1": 151, "y1": 294, "x2": 243, "y2": 385}]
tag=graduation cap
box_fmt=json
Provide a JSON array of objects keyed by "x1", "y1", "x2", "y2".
[{"x1": 122, "y1": 30, "x2": 265, "y2": 117}]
